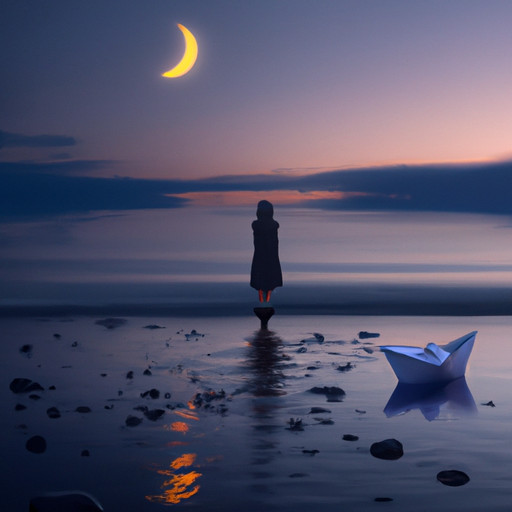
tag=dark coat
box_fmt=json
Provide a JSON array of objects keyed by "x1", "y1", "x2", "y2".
[{"x1": 250, "y1": 206, "x2": 283, "y2": 291}]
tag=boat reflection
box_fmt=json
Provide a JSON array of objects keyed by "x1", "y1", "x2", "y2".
[{"x1": 384, "y1": 377, "x2": 477, "y2": 421}]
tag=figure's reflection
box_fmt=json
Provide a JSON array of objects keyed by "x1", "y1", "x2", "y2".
[{"x1": 384, "y1": 377, "x2": 477, "y2": 421}]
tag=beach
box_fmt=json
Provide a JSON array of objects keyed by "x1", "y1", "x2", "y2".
[{"x1": 3, "y1": 313, "x2": 512, "y2": 511}]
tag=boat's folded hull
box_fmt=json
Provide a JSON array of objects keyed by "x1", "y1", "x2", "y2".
[{"x1": 380, "y1": 332, "x2": 476, "y2": 384}]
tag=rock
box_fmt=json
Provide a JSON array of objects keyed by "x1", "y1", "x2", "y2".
[
  {"x1": 482, "y1": 400, "x2": 496, "y2": 407},
  {"x1": 370, "y1": 439, "x2": 404, "y2": 460},
  {"x1": 100, "y1": 373, "x2": 107, "y2": 377},
  {"x1": 359, "y1": 331, "x2": 380, "y2": 339},
  {"x1": 144, "y1": 409, "x2": 165, "y2": 421},
  {"x1": 355, "y1": 409, "x2": 366, "y2": 414},
  {"x1": 437, "y1": 470, "x2": 470, "y2": 487},
  {"x1": 49, "y1": 385, "x2": 56, "y2": 391},
  {"x1": 308, "y1": 407, "x2": 331, "y2": 414},
  {"x1": 15, "y1": 404, "x2": 27, "y2": 411},
  {"x1": 29, "y1": 491, "x2": 103, "y2": 511},
  {"x1": 75, "y1": 406, "x2": 91, "y2": 413},
  {"x1": 144, "y1": 324, "x2": 165, "y2": 330},
  {"x1": 302, "y1": 449, "x2": 319, "y2": 455},
  {"x1": 46, "y1": 407, "x2": 61, "y2": 419},
  {"x1": 286, "y1": 418, "x2": 304, "y2": 431},
  {"x1": 164, "y1": 392, "x2": 171, "y2": 399},
  {"x1": 125, "y1": 415, "x2": 143, "y2": 427},
  {"x1": 71, "y1": 341, "x2": 78, "y2": 347},
  {"x1": 81, "y1": 449, "x2": 90, "y2": 457},
  {"x1": 343, "y1": 434, "x2": 359, "y2": 441},
  {"x1": 104, "y1": 404, "x2": 114, "y2": 410},
  {"x1": 374, "y1": 497, "x2": 393, "y2": 502},
  {"x1": 26, "y1": 435, "x2": 47, "y2": 454},
  {"x1": 289, "y1": 473, "x2": 309, "y2": 478},
  {"x1": 308, "y1": 386, "x2": 346, "y2": 402},
  {"x1": 10, "y1": 378, "x2": 44, "y2": 394},
  {"x1": 143, "y1": 368, "x2": 152, "y2": 376},
  {"x1": 126, "y1": 370, "x2": 134, "y2": 379},
  {"x1": 362, "y1": 347, "x2": 374, "y2": 354},
  {"x1": 19, "y1": 344, "x2": 33, "y2": 357},
  {"x1": 141, "y1": 388, "x2": 160, "y2": 399},
  {"x1": 315, "y1": 418, "x2": 334, "y2": 425},
  {"x1": 95, "y1": 317, "x2": 127, "y2": 329},
  {"x1": 296, "y1": 346, "x2": 307, "y2": 353},
  {"x1": 337, "y1": 362, "x2": 354, "y2": 372}
]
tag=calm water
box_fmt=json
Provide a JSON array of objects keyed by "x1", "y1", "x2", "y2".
[{"x1": 2, "y1": 314, "x2": 512, "y2": 511}]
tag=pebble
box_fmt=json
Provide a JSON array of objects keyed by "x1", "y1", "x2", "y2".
[
  {"x1": 143, "y1": 368, "x2": 152, "y2": 376},
  {"x1": 337, "y1": 362, "x2": 354, "y2": 372},
  {"x1": 26, "y1": 435, "x2": 47, "y2": 454},
  {"x1": 482, "y1": 400, "x2": 496, "y2": 407},
  {"x1": 343, "y1": 434, "x2": 359, "y2": 441},
  {"x1": 374, "y1": 497, "x2": 393, "y2": 502},
  {"x1": 15, "y1": 404, "x2": 27, "y2": 411},
  {"x1": 95, "y1": 317, "x2": 127, "y2": 329},
  {"x1": 19, "y1": 344, "x2": 33, "y2": 357},
  {"x1": 141, "y1": 388, "x2": 160, "y2": 399},
  {"x1": 126, "y1": 371, "x2": 134, "y2": 379},
  {"x1": 10, "y1": 378, "x2": 44, "y2": 394},
  {"x1": 370, "y1": 439, "x2": 404, "y2": 460},
  {"x1": 308, "y1": 407, "x2": 331, "y2": 414},
  {"x1": 359, "y1": 331, "x2": 380, "y2": 339},
  {"x1": 437, "y1": 470, "x2": 470, "y2": 487},
  {"x1": 125, "y1": 415, "x2": 143, "y2": 427},
  {"x1": 75, "y1": 406, "x2": 91, "y2": 413},
  {"x1": 46, "y1": 407, "x2": 61, "y2": 419},
  {"x1": 308, "y1": 386, "x2": 346, "y2": 402}
]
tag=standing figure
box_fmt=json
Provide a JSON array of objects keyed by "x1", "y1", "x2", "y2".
[{"x1": 250, "y1": 200, "x2": 283, "y2": 303}]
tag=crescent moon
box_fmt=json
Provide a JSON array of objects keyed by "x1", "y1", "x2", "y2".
[{"x1": 162, "y1": 24, "x2": 198, "y2": 78}]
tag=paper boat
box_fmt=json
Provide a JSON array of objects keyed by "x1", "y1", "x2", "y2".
[{"x1": 380, "y1": 331, "x2": 477, "y2": 384}]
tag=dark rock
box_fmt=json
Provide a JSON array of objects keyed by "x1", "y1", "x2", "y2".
[
  {"x1": 289, "y1": 473, "x2": 309, "y2": 478},
  {"x1": 308, "y1": 386, "x2": 345, "y2": 402},
  {"x1": 53, "y1": 333, "x2": 62, "y2": 339},
  {"x1": 437, "y1": 470, "x2": 470, "y2": 487},
  {"x1": 164, "y1": 392, "x2": 171, "y2": 399},
  {"x1": 15, "y1": 403, "x2": 27, "y2": 411},
  {"x1": 337, "y1": 362, "x2": 354, "y2": 372},
  {"x1": 302, "y1": 449, "x2": 319, "y2": 455},
  {"x1": 374, "y1": 497, "x2": 393, "y2": 502},
  {"x1": 26, "y1": 435, "x2": 46, "y2": 454},
  {"x1": 46, "y1": 407, "x2": 61, "y2": 419},
  {"x1": 370, "y1": 439, "x2": 404, "y2": 460},
  {"x1": 355, "y1": 409, "x2": 366, "y2": 414},
  {"x1": 125, "y1": 415, "x2": 143, "y2": 427},
  {"x1": 29, "y1": 492, "x2": 103, "y2": 512},
  {"x1": 81, "y1": 449, "x2": 90, "y2": 457},
  {"x1": 141, "y1": 388, "x2": 160, "y2": 399},
  {"x1": 359, "y1": 331, "x2": 380, "y2": 339},
  {"x1": 48, "y1": 385, "x2": 56, "y2": 391},
  {"x1": 10, "y1": 378, "x2": 44, "y2": 394},
  {"x1": 143, "y1": 368, "x2": 152, "y2": 376},
  {"x1": 95, "y1": 317, "x2": 127, "y2": 329},
  {"x1": 315, "y1": 418, "x2": 334, "y2": 425},
  {"x1": 286, "y1": 418, "x2": 304, "y2": 431},
  {"x1": 29, "y1": 394, "x2": 41, "y2": 400},
  {"x1": 308, "y1": 407, "x2": 331, "y2": 414},
  {"x1": 104, "y1": 404, "x2": 114, "y2": 410},
  {"x1": 75, "y1": 406, "x2": 91, "y2": 413},
  {"x1": 126, "y1": 370, "x2": 134, "y2": 379},
  {"x1": 118, "y1": 390, "x2": 123, "y2": 396},
  {"x1": 71, "y1": 341, "x2": 78, "y2": 347},
  {"x1": 100, "y1": 373, "x2": 107, "y2": 377},
  {"x1": 362, "y1": 347, "x2": 374, "y2": 354},
  {"x1": 144, "y1": 324, "x2": 165, "y2": 330},
  {"x1": 482, "y1": 400, "x2": 496, "y2": 407},
  {"x1": 343, "y1": 434, "x2": 359, "y2": 441},
  {"x1": 144, "y1": 409, "x2": 165, "y2": 421},
  {"x1": 19, "y1": 344, "x2": 33, "y2": 357},
  {"x1": 296, "y1": 346, "x2": 307, "y2": 353}
]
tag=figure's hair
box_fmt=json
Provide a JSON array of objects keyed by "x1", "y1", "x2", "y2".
[{"x1": 256, "y1": 200, "x2": 274, "y2": 220}]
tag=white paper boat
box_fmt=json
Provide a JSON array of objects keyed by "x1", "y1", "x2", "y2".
[{"x1": 380, "y1": 331, "x2": 477, "y2": 384}]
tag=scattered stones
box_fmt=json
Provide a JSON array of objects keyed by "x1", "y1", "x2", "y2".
[
  {"x1": 374, "y1": 497, "x2": 393, "y2": 502},
  {"x1": 26, "y1": 435, "x2": 47, "y2": 454},
  {"x1": 48, "y1": 385, "x2": 56, "y2": 391},
  {"x1": 301, "y1": 333, "x2": 324, "y2": 343},
  {"x1": 46, "y1": 407, "x2": 61, "y2": 419},
  {"x1": 144, "y1": 324, "x2": 165, "y2": 330},
  {"x1": 437, "y1": 470, "x2": 470, "y2": 487},
  {"x1": 125, "y1": 415, "x2": 143, "y2": 427},
  {"x1": 337, "y1": 362, "x2": 354, "y2": 372},
  {"x1": 343, "y1": 434, "x2": 359, "y2": 442},
  {"x1": 126, "y1": 371, "x2": 134, "y2": 379},
  {"x1": 10, "y1": 378, "x2": 44, "y2": 394},
  {"x1": 482, "y1": 401, "x2": 496, "y2": 407},
  {"x1": 104, "y1": 404, "x2": 114, "y2": 410},
  {"x1": 308, "y1": 407, "x2": 331, "y2": 414},
  {"x1": 19, "y1": 344, "x2": 33, "y2": 357},
  {"x1": 308, "y1": 386, "x2": 345, "y2": 402},
  {"x1": 359, "y1": 331, "x2": 380, "y2": 339},
  {"x1": 95, "y1": 317, "x2": 127, "y2": 329},
  {"x1": 15, "y1": 404, "x2": 27, "y2": 411},
  {"x1": 370, "y1": 439, "x2": 404, "y2": 460},
  {"x1": 29, "y1": 492, "x2": 103, "y2": 512},
  {"x1": 75, "y1": 406, "x2": 91, "y2": 413},
  {"x1": 141, "y1": 388, "x2": 160, "y2": 399}
]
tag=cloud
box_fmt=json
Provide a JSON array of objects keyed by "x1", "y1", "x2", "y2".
[{"x1": 0, "y1": 130, "x2": 77, "y2": 149}]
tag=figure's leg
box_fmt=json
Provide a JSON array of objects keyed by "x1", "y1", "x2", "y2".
[
  {"x1": 266, "y1": 290, "x2": 272, "y2": 302},
  {"x1": 258, "y1": 290, "x2": 264, "y2": 302}
]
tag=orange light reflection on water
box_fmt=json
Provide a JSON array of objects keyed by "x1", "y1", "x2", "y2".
[{"x1": 146, "y1": 470, "x2": 202, "y2": 505}]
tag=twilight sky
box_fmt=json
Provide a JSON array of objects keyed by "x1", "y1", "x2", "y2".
[{"x1": 2, "y1": 0, "x2": 512, "y2": 188}]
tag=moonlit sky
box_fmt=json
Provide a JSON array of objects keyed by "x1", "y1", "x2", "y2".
[{"x1": 2, "y1": 1, "x2": 512, "y2": 310}]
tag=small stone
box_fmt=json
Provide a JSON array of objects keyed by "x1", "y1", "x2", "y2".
[
  {"x1": 126, "y1": 371, "x2": 134, "y2": 379},
  {"x1": 308, "y1": 386, "x2": 345, "y2": 402},
  {"x1": 15, "y1": 404, "x2": 27, "y2": 411},
  {"x1": 315, "y1": 418, "x2": 334, "y2": 425},
  {"x1": 143, "y1": 369, "x2": 152, "y2": 376},
  {"x1": 46, "y1": 407, "x2": 61, "y2": 419},
  {"x1": 355, "y1": 409, "x2": 366, "y2": 414},
  {"x1": 95, "y1": 317, "x2": 127, "y2": 329},
  {"x1": 437, "y1": 470, "x2": 470, "y2": 487},
  {"x1": 302, "y1": 449, "x2": 319, "y2": 456},
  {"x1": 48, "y1": 385, "x2": 56, "y2": 390},
  {"x1": 164, "y1": 392, "x2": 171, "y2": 399},
  {"x1": 297, "y1": 346, "x2": 307, "y2": 353},
  {"x1": 370, "y1": 439, "x2": 404, "y2": 460},
  {"x1": 482, "y1": 401, "x2": 496, "y2": 407},
  {"x1": 75, "y1": 406, "x2": 91, "y2": 413},
  {"x1": 104, "y1": 404, "x2": 114, "y2": 410},
  {"x1": 29, "y1": 394, "x2": 41, "y2": 400},
  {"x1": 144, "y1": 409, "x2": 165, "y2": 421},
  {"x1": 308, "y1": 407, "x2": 331, "y2": 414},
  {"x1": 10, "y1": 378, "x2": 44, "y2": 394},
  {"x1": 19, "y1": 344, "x2": 33, "y2": 357},
  {"x1": 374, "y1": 497, "x2": 393, "y2": 502},
  {"x1": 144, "y1": 324, "x2": 165, "y2": 330},
  {"x1": 81, "y1": 449, "x2": 90, "y2": 457},
  {"x1": 362, "y1": 347, "x2": 374, "y2": 354},
  {"x1": 53, "y1": 333, "x2": 62, "y2": 339},
  {"x1": 343, "y1": 434, "x2": 359, "y2": 441},
  {"x1": 289, "y1": 473, "x2": 309, "y2": 478},
  {"x1": 337, "y1": 362, "x2": 354, "y2": 372},
  {"x1": 125, "y1": 415, "x2": 143, "y2": 427},
  {"x1": 141, "y1": 388, "x2": 160, "y2": 399},
  {"x1": 100, "y1": 373, "x2": 107, "y2": 377},
  {"x1": 71, "y1": 341, "x2": 78, "y2": 347},
  {"x1": 26, "y1": 435, "x2": 47, "y2": 454},
  {"x1": 359, "y1": 331, "x2": 380, "y2": 339}
]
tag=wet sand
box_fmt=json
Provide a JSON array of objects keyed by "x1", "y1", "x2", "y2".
[{"x1": 2, "y1": 314, "x2": 511, "y2": 511}]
